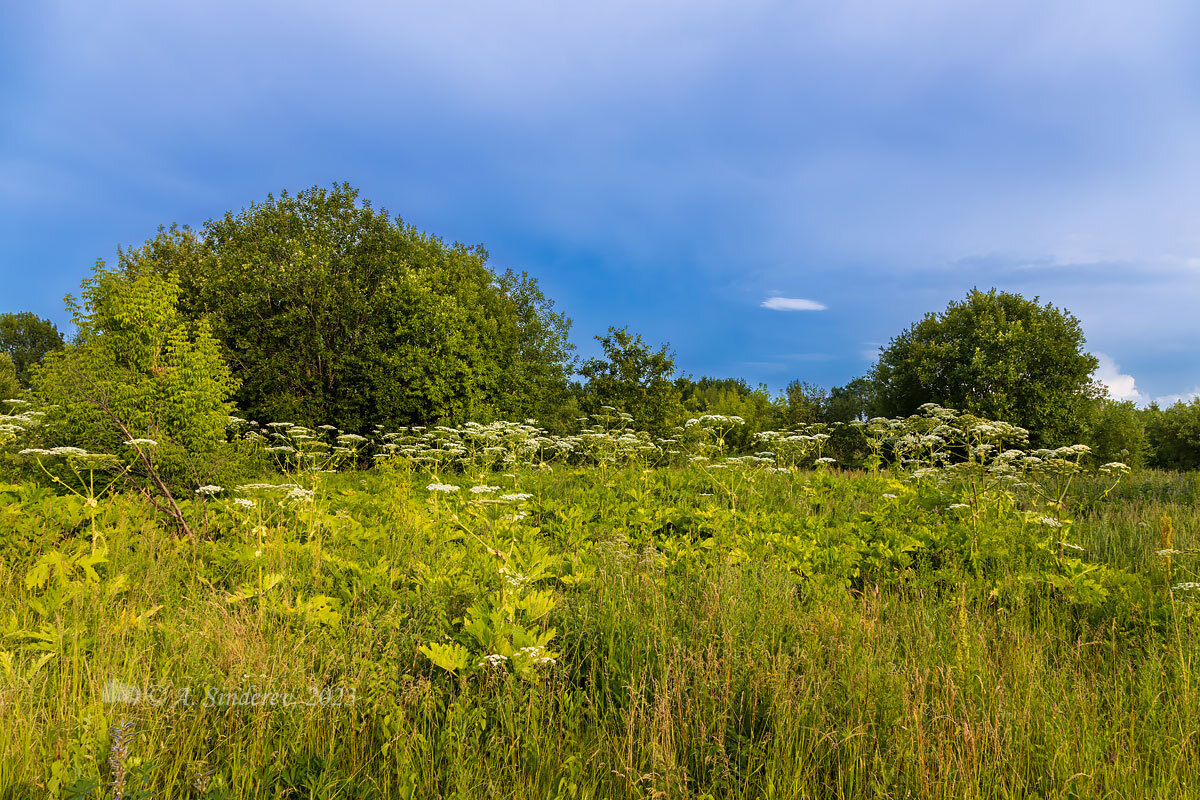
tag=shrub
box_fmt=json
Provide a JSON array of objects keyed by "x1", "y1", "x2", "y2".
[{"x1": 29, "y1": 263, "x2": 237, "y2": 489}]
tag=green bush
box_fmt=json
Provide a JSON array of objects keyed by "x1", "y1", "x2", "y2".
[{"x1": 28, "y1": 263, "x2": 237, "y2": 488}]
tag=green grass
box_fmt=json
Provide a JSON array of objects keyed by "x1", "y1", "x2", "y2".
[{"x1": 1, "y1": 465, "x2": 1199, "y2": 798}]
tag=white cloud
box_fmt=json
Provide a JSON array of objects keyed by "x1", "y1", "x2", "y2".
[
  {"x1": 761, "y1": 296, "x2": 827, "y2": 311},
  {"x1": 1093, "y1": 353, "x2": 1149, "y2": 404},
  {"x1": 1153, "y1": 389, "x2": 1200, "y2": 406}
]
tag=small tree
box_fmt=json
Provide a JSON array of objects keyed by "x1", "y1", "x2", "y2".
[
  {"x1": 0, "y1": 311, "x2": 65, "y2": 386},
  {"x1": 578, "y1": 327, "x2": 680, "y2": 433},
  {"x1": 872, "y1": 289, "x2": 1099, "y2": 446},
  {"x1": 30, "y1": 263, "x2": 237, "y2": 532}
]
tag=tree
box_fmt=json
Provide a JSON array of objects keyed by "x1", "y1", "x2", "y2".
[
  {"x1": 871, "y1": 289, "x2": 1099, "y2": 446},
  {"x1": 0, "y1": 311, "x2": 65, "y2": 386},
  {"x1": 676, "y1": 375, "x2": 783, "y2": 449},
  {"x1": 578, "y1": 327, "x2": 680, "y2": 433},
  {"x1": 1144, "y1": 399, "x2": 1200, "y2": 470},
  {"x1": 825, "y1": 377, "x2": 873, "y2": 423},
  {"x1": 0, "y1": 353, "x2": 20, "y2": 401},
  {"x1": 31, "y1": 263, "x2": 237, "y2": 519},
  {"x1": 119, "y1": 184, "x2": 574, "y2": 431},
  {"x1": 1080, "y1": 397, "x2": 1148, "y2": 467},
  {"x1": 783, "y1": 380, "x2": 828, "y2": 425}
]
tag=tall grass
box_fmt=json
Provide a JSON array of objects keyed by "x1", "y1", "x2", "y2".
[{"x1": 1, "y1": 465, "x2": 1198, "y2": 798}]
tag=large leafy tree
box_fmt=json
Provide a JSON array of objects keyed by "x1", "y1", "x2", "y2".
[
  {"x1": 0, "y1": 311, "x2": 65, "y2": 386},
  {"x1": 871, "y1": 289, "x2": 1099, "y2": 445},
  {"x1": 120, "y1": 184, "x2": 573, "y2": 430}
]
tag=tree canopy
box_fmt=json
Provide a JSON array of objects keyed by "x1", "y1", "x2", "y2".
[
  {"x1": 119, "y1": 184, "x2": 574, "y2": 431},
  {"x1": 578, "y1": 327, "x2": 679, "y2": 433},
  {"x1": 871, "y1": 289, "x2": 1099, "y2": 445},
  {"x1": 0, "y1": 312, "x2": 65, "y2": 387},
  {"x1": 0, "y1": 353, "x2": 19, "y2": 401}
]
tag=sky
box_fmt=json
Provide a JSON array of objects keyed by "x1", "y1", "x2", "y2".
[{"x1": 3, "y1": 0, "x2": 1199, "y2": 403}]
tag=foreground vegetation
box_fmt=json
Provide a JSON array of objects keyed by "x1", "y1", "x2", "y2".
[{"x1": 2, "y1": 407, "x2": 1199, "y2": 798}]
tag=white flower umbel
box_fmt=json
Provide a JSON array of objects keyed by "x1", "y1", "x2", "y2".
[
  {"x1": 469, "y1": 485, "x2": 501, "y2": 494},
  {"x1": 426, "y1": 483, "x2": 460, "y2": 493},
  {"x1": 478, "y1": 653, "x2": 509, "y2": 667},
  {"x1": 195, "y1": 485, "x2": 224, "y2": 496}
]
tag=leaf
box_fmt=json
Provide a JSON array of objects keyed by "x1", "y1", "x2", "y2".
[
  {"x1": 24, "y1": 551, "x2": 62, "y2": 592},
  {"x1": 419, "y1": 642, "x2": 472, "y2": 674}
]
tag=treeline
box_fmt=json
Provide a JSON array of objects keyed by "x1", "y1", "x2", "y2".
[{"x1": 2, "y1": 184, "x2": 1199, "y2": 472}]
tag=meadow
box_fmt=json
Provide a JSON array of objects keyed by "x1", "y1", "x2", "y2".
[{"x1": 1, "y1": 408, "x2": 1199, "y2": 799}]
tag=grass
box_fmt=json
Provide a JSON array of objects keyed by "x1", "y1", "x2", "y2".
[{"x1": 1, "y1": 463, "x2": 1199, "y2": 798}]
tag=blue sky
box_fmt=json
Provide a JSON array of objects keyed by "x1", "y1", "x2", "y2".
[{"x1": 3, "y1": 1, "x2": 1200, "y2": 403}]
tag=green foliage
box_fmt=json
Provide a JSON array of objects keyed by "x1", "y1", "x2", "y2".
[
  {"x1": 0, "y1": 353, "x2": 20, "y2": 401},
  {"x1": 676, "y1": 376, "x2": 783, "y2": 449},
  {"x1": 578, "y1": 326, "x2": 681, "y2": 433},
  {"x1": 1145, "y1": 398, "x2": 1200, "y2": 469},
  {"x1": 872, "y1": 288, "x2": 1100, "y2": 446},
  {"x1": 29, "y1": 264, "x2": 237, "y2": 485},
  {"x1": 0, "y1": 311, "x2": 65, "y2": 387},
  {"x1": 1, "y1": 450, "x2": 1197, "y2": 797},
  {"x1": 1081, "y1": 397, "x2": 1148, "y2": 467},
  {"x1": 119, "y1": 184, "x2": 574, "y2": 431}
]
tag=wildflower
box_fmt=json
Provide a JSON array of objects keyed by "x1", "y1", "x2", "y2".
[
  {"x1": 500, "y1": 493, "x2": 534, "y2": 501},
  {"x1": 469, "y1": 485, "x2": 501, "y2": 494},
  {"x1": 107, "y1": 721, "x2": 136, "y2": 800},
  {"x1": 947, "y1": 503, "x2": 970, "y2": 510},
  {"x1": 500, "y1": 567, "x2": 528, "y2": 587},
  {"x1": 478, "y1": 653, "x2": 509, "y2": 667},
  {"x1": 1172, "y1": 582, "x2": 1200, "y2": 592},
  {"x1": 1157, "y1": 549, "x2": 1182, "y2": 556},
  {"x1": 123, "y1": 438, "x2": 158, "y2": 447},
  {"x1": 882, "y1": 493, "x2": 898, "y2": 500},
  {"x1": 195, "y1": 485, "x2": 224, "y2": 496},
  {"x1": 426, "y1": 483, "x2": 460, "y2": 493},
  {"x1": 815, "y1": 457, "x2": 837, "y2": 465},
  {"x1": 193, "y1": 767, "x2": 216, "y2": 794},
  {"x1": 1034, "y1": 516, "x2": 1063, "y2": 528},
  {"x1": 286, "y1": 487, "x2": 315, "y2": 502},
  {"x1": 518, "y1": 645, "x2": 557, "y2": 665},
  {"x1": 233, "y1": 498, "x2": 257, "y2": 509}
]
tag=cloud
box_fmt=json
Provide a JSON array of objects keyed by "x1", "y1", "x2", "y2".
[
  {"x1": 761, "y1": 296, "x2": 827, "y2": 311},
  {"x1": 1093, "y1": 353, "x2": 1149, "y2": 404},
  {"x1": 1153, "y1": 389, "x2": 1200, "y2": 406}
]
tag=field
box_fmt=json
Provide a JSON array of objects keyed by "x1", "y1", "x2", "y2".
[{"x1": 2, "y1": 413, "x2": 1200, "y2": 799}]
